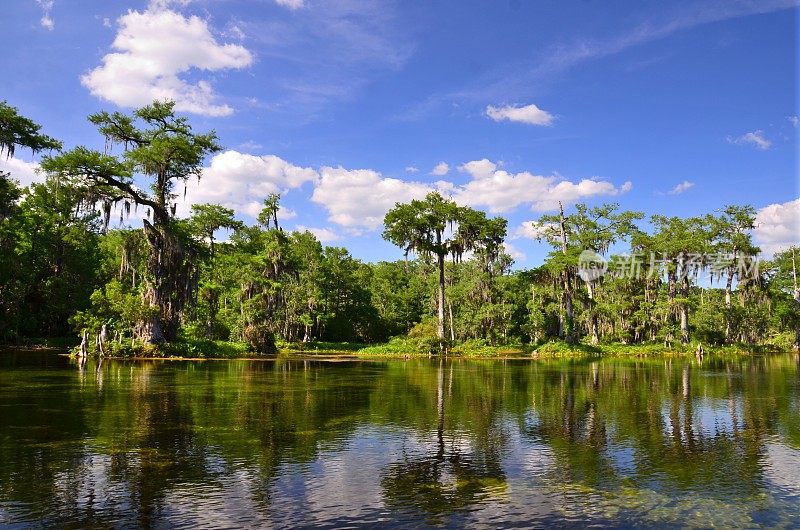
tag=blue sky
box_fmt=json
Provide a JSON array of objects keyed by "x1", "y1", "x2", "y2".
[{"x1": 1, "y1": 0, "x2": 798, "y2": 263}]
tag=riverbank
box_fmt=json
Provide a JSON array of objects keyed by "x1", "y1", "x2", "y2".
[{"x1": 11, "y1": 335, "x2": 791, "y2": 361}]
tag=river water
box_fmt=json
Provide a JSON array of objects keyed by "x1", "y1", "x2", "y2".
[{"x1": 0, "y1": 351, "x2": 798, "y2": 528}]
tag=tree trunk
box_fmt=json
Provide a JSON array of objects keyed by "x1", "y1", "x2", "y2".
[
  {"x1": 139, "y1": 216, "x2": 195, "y2": 344},
  {"x1": 663, "y1": 266, "x2": 677, "y2": 346},
  {"x1": 436, "y1": 231, "x2": 446, "y2": 342},
  {"x1": 447, "y1": 299, "x2": 455, "y2": 342},
  {"x1": 680, "y1": 275, "x2": 690, "y2": 345},
  {"x1": 138, "y1": 285, "x2": 166, "y2": 344},
  {"x1": 587, "y1": 280, "x2": 599, "y2": 345},
  {"x1": 724, "y1": 256, "x2": 735, "y2": 343},
  {"x1": 558, "y1": 202, "x2": 575, "y2": 343},
  {"x1": 793, "y1": 248, "x2": 800, "y2": 351},
  {"x1": 437, "y1": 254, "x2": 446, "y2": 341}
]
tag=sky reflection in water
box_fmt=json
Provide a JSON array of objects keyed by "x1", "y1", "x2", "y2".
[{"x1": 0, "y1": 352, "x2": 798, "y2": 528}]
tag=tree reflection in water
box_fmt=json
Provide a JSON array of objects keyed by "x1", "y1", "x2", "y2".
[
  {"x1": 380, "y1": 360, "x2": 507, "y2": 524},
  {"x1": 0, "y1": 352, "x2": 797, "y2": 527}
]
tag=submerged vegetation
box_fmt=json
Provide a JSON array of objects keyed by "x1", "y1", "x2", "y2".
[
  {"x1": 1, "y1": 100, "x2": 798, "y2": 357},
  {"x1": 1, "y1": 353, "x2": 798, "y2": 527}
]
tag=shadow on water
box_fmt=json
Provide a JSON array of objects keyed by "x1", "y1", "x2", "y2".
[{"x1": 0, "y1": 350, "x2": 798, "y2": 527}]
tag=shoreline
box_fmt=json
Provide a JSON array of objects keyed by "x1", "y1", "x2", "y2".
[{"x1": 30, "y1": 342, "x2": 793, "y2": 362}]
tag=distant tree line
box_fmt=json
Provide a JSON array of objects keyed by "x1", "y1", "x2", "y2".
[{"x1": 1, "y1": 100, "x2": 798, "y2": 352}]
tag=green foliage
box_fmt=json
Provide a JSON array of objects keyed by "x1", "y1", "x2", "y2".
[
  {"x1": 75, "y1": 338, "x2": 251, "y2": 359},
  {"x1": 383, "y1": 191, "x2": 508, "y2": 340},
  {"x1": 40, "y1": 100, "x2": 221, "y2": 343},
  {"x1": 0, "y1": 177, "x2": 101, "y2": 340},
  {"x1": 1, "y1": 99, "x2": 797, "y2": 358},
  {"x1": 0, "y1": 101, "x2": 61, "y2": 158}
]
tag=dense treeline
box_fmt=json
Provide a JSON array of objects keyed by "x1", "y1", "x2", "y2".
[{"x1": 1, "y1": 100, "x2": 798, "y2": 353}]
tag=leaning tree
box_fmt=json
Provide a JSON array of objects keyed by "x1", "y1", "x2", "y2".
[
  {"x1": 41, "y1": 101, "x2": 221, "y2": 343},
  {"x1": 383, "y1": 192, "x2": 507, "y2": 341}
]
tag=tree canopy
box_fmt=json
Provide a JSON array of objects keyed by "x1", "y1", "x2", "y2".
[
  {"x1": 0, "y1": 101, "x2": 61, "y2": 158},
  {"x1": 0, "y1": 99, "x2": 797, "y2": 355}
]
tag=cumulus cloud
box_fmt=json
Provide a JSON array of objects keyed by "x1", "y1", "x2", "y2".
[
  {"x1": 179, "y1": 152, "x2": 632, "y2": 234},
  {"x1": 453, "y1": 159, "x2": 631, "y2": 213},
  {"x1": 278, "y1": 206, "x2": 297, "y2": 221},
  {"x1": 179, "y1": 150, "x2": 317, "y2": 217},
  {"x1": 0, "y1": 156, "x2": 43, "y2": 188},
  {"x1": 36, "y1": 0, "x2": 54, "y2": 30},
  {"x1": 754, "y1": 198, "x2": 800, "y2": 255},
  {"x1": 485, "y1": 103, "x2": 554, "y2": 126},
  {"x1": 294, "y1": 225, "x2": 340, "y2": 242},
  {"x1": 669, "y1": 180, "x2": 694, "y2": 195},
  {"x1": 430, "y1": 162, "x2": 449, "y2": 176},
  {"x1": 311, "y1": 166, "x2": 432, "y2": 230},
  {"x1": 728, "y1": 130, "x2": 771, "y2": 150},
  {"x1": 458, "y1": 158, "x2": 497, "y2": 179},
  {"x1": 502, "y1": 242, "x2": 526, "y2": 262},
  {"x1": 405, "y1": 166, "x2": 419, "y2": 174},
  {"x1": 513, "y1": 220, "x2": 555, "y2": 240},
  {"x1": 311, "y1": 158, "x2": 630, "y2": 231},
  {"x1": 275, "y1": 0, "x2": 305, "y2": 9},
  {"x1": 82, "y1": 3, "x2": 253, "y2": 116}
]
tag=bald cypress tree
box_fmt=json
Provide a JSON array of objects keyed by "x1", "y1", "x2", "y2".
[
  {"x1": 41, "y1": 101, "x2": 220, "y2": 343},
  {"x1": 383, "y1": 192, "x2": 507, "y2": 342}
]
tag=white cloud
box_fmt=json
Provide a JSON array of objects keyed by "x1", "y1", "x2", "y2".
[
  {"x1": 453, "y1": 159, "x2": 631, "y2": 213},
  {"x1": 405, "y1": 166, "x2": 419, "y2": 174},
  {"x1": 502, "y1": 242, "x2": 526, "y2": 262},
  {"x1": 225, "y1": 24, "x2": 246, "y2": 41},
  {"x1": 82, "y1": 3, "x2": 253, "y2": 116},
  {"x1": 311, "y1": 166, "x2": 431, "y2": 230},
  {"x1": 238, "y1": 140, "x2": 263, "y2": 152},
  {"x1": 434, "y1": 180, "x2": 455, "y2": 193},
  {"x1": 513, "y1": 221, "x2": 555, "y2": 240},
  {"x1": 178, "y1": 152, "x2": 632, "y2": 235},
  {"x1": 669, "y1": 180, "x2": 694, "y2": 195},
  {"x1": 278, "y1": 206, "x2": 297, "y2": 221},
  {"x1": 754, "y1": 198, "x2": 800, "y2": 256},
  {"x1": 728, "y1": 130, "x2": 771, "y2": 150},
  {"x1": 179, "y1": 150, "x2": 317, "y2": 217},
  {"x1": 485, "y1": 103, "x2": 554, "y2": 126},
  {"x1": 789, "y1": 116, "x2": 799, "y2": 127},
  {"x1": 311, "y1": 158, "x2": 630, "y2": 232},
  {"x1": 430, "y1": 162, "x2": 449, "y2": 176},
  {"x1": 275, "y1": 0, "x2": 305, "y2": 9},
  {"x1": 148, "y1": 0, "x2": 193, "y2": 10},
  {"x1": 0, "y1": 156, "x2": 42, "y2": 188},
  {"x1": 36, "y1": 0, "x2": 54, "y2": 30},
  {"x1": 458, "y1": 158, "x2": 497, "y2": 179},
  {"x1": 294, "y1": 225, "x2": 340, "y2": 243}
]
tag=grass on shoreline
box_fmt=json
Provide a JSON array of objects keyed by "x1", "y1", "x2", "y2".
[{"x1": 7, "y1": 335, "x2": 793, "y2": 360}]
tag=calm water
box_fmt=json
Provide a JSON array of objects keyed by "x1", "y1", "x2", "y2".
[{"x1": 0, "y1": 351, "x2": 798, "y2": 528}]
